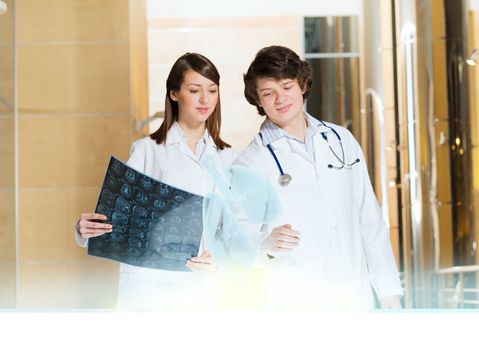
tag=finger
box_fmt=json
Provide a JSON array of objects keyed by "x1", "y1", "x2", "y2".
[
  {"x1": 80, "y1": 213, "x2": 108, "y2": 221},
  {"x1": 279, "y1": 228, "x2": 300, "y2": 238},
  {"x1": 199, "y1": 250, "x2": 212, "y2": 258},
  {"x1": 274, "y1": 247, "x2": 296, "y2": 253},
  {"x1": 272, "y1": 225, "x2": 300, "y2": 238},
  {"x1": 275, "y1": 240, "x2": 299, "y2": 249},
  {"x1": 81, "y1": 231, "x2": 109, "y2": 239},
  {"x1": 79, "y1": 220, "x2": 112, "y2": 230},
  {"x1": 186, "y1": 260, "x2": 217, "y2": 272},
  {"x1": 189, "y1": 255, "x2": 213, "y2": 264},
  {"x1": 274, "y1": 233, "x2": 300, "y2": 243},
  {"x1": 79, "y1": 228, "x2": 112, "y2": 236}
]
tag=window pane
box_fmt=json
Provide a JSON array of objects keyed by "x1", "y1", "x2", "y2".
[
  {"x1": 304, "y1": 16, "x2": 359, "y2": 54},
  {"x1": 306, "y1": 57, "x2": 359, "y2": 132}
]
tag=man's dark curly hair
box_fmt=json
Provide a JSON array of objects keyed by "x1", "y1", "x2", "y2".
[{"x1": 243, "y1": 45, "x2": 313, "y2": 116}]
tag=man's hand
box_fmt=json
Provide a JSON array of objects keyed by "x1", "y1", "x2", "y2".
[{"x1": 263, "y1": 224, "x2": 300, "y2": 254}]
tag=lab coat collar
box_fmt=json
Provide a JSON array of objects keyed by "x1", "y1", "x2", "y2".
[
  {"x1": 305, "y1": 112, "x2": 332, "y2": 135},
  {"x1": 166, "y1": 122, "x2": 216, "y2": 163},
  {"x1": 259, "y1": 112, "x2": 332, "y2": 147},
  {"x1": 165, "y1": 121, "x2": 212, "y2": 147}
]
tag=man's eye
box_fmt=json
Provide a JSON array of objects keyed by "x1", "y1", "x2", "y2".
[{"x1": 284, "y1": 85, "x2": 292, "y2": 89}]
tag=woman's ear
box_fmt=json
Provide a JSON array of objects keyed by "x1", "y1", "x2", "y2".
[{"x1": 169, "y1": 90, "x2": 178, "y2": 101}]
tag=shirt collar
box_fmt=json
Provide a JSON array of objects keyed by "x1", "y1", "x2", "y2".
[
  {"x1": 166, "y1": 121, "x2": 210, "y2": 145},
  {"x1": 259, "y1": 112, "x2": 331, "y2": 146}
]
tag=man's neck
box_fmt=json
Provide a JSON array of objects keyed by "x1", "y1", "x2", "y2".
[{"x1": 276, "y1": 114, "x2": 307, "y2": 141}]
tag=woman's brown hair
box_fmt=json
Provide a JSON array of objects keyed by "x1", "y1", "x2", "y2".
[{"x1": 150, "y1": 53, "x2": 230, "y2": 149}]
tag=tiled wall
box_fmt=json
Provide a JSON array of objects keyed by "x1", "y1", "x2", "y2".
[
  {"x1": 147, "y1": 16, "x2": 303, "y2": 150},
  {"x1": 13, "y1": 0, "x2": 147, "y2": 308},
  {"x1": 0, "y1": 0, "x2": 16, "y2": 308}
]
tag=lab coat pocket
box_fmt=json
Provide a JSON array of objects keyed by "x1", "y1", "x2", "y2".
[{"x1": 325, "y1": 166, "x2": 355, "y2": 203}]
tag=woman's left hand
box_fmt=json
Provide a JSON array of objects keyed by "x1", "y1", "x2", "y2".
[{"x1": 186, "y1": 250, "x2": 217, "y2": 272}]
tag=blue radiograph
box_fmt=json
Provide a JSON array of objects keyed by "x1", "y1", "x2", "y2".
[
  {"x1": 88, "y1": 156, "x2": 204, "y2": 272},
  {"x1": 201, "y1": 155, "x2": 282, "y2": 269},
  {"x1": 88, "y1": 155, "x2": 281, "y2": 272}
]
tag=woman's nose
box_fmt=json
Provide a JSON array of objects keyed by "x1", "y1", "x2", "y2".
[{"x1": 199, "y1": 91, "x2": 209, "y2": 104}]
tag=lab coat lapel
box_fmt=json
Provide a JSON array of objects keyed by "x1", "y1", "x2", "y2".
[
  {"x1": 201, "y1": 136, "x2": 217, "y2": 162},
  {"x1": 269, "y1": 138, "x2": 314, "y2": 166},
  {"x1": 311, "y1": 132, "x2": 341, "y2": 244}
]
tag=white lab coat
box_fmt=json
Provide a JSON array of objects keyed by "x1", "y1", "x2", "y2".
[
  {"x1": 77, "y1": 125, "x2": 237, "y2": 310},
  {"x1": 233, "y1": 121, "x2": 403, "y2": 310}
]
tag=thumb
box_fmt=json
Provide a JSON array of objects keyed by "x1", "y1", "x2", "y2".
[{"x1": 283, "y1": 224, "x2": 292, "y2": 229}]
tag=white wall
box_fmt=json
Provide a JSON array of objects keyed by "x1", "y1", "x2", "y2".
[
  {"x1": 146, "y1": 0, "x2": 360, "y2": 150},
  {"x1": 147, "y1": 0, "x2": 360, "y2": 18}
]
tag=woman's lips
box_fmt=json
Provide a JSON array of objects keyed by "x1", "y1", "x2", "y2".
[{"x1": 196, "y1": 107, "x2": 209, "y2": 114}]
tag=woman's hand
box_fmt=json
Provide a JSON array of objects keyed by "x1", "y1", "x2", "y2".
[
  {"x1": 263, "y1": 224, "x2": 300, "y2": 254},
  {"x1": 186, "y1": 250, "x2": 217, "y2": 272},
  {"x1": 76, "y1": 213, "x2": 112, "y2": 239}
]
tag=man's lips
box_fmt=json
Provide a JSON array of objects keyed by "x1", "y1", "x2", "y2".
[{"x1": 276, "y1": 104, "x2": 292, "y2": 113}]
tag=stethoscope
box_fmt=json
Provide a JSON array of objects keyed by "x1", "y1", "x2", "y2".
[{"x1": 262, "y1": 122, "x2": 360, "y2": 187}]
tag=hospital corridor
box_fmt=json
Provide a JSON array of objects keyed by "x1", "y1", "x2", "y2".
[{"x1": 1, "y1": 0, "x2": 479, "y2": 314}]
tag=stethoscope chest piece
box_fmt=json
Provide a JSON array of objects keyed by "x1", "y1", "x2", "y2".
[{"x1": 278, "y1": 173, "x2": 292, "y2": 187}]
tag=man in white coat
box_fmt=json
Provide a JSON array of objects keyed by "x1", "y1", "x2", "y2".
[{"x1": 234, "y1": 45, "x2": 403, "y2": 310}]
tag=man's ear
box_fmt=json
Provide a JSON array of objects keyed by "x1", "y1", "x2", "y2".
[
  {"x1": 301, "y1": 83, "x2": 307, "y2": 94},
  {"x1": 170, "y1": 90, "x2": 178, "y2": 101}
]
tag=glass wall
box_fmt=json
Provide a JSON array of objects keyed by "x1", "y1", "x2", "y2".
[
  {"x1": 0, "y1": 0, "x2": 16, "y2": 308},
  {"x1": 304, "y1": 16, "x2": 360, "y2": 133}
]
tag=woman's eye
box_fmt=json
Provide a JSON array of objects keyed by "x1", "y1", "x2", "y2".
[
  {"x1": 262, "y1": 93, "x2": 271, "y2": 97},
  {"x1": 189, "y1": 90, "x2": 199, "y2": 94},
  {"x1": 209, "y1": 89, "x2": 218, "y2": 94}
]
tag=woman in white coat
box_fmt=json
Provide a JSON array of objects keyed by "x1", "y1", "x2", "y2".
[
  {"x1": 76, "y1": 53, "x2": 237, "y2": 310},
  {"x1": 234, "y1": 45, "x2": 403, "y2": 310}
]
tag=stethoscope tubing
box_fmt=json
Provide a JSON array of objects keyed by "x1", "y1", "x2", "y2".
[{"x1": 261, "y1": 120, "x2": 360, "y2": 186}]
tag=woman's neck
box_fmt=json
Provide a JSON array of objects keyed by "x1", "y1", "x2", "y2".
[{"x1": 177, "y1": 119, "x2": 206, "y2": 153}]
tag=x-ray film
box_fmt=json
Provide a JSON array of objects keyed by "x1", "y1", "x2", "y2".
[
  {"x1": 88, "y1": 156, "x2": 203, "y2": 271},
  {"x1": 201, "y1": 155, "x2": 282, "y2": 269}
]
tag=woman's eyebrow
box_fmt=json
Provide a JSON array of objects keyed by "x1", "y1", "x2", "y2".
[{"x1": 184, "y1": 82, "x2": 217, "y2": 87}]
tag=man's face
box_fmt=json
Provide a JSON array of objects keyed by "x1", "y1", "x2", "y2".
[{"x1": 256, "y1": 77, "x2": 305, "y2": 128}]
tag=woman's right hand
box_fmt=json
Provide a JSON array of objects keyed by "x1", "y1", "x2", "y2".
[{"x1": 76, "y1": 213, "x2": 113, "y2": 239}]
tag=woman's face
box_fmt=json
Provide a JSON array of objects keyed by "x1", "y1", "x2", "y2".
[{"x1": 170, "y1": 69, "x2": 219, "y2": 126}]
